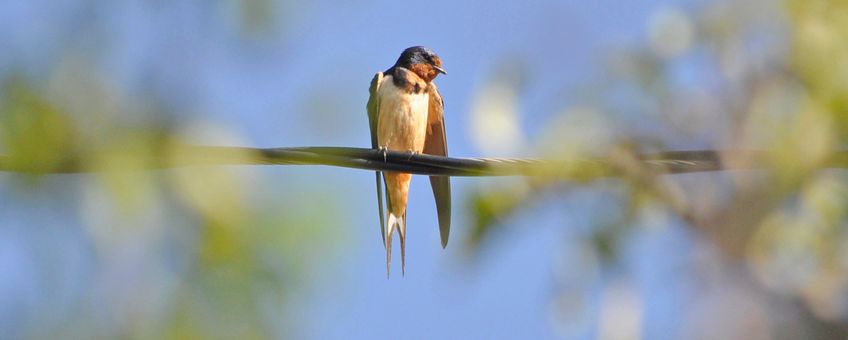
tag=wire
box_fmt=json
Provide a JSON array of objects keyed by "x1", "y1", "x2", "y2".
[{"x1": 0, "y1": 146, "x2": 844, "y2": 177}]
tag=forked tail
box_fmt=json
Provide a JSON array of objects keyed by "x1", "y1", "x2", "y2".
[{"x1": 385, "y1": 212, "x2": 407, "y2": 277}]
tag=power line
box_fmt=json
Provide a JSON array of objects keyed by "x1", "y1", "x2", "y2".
[{"x1": 0, "y1": 146, "x2": 843, "y2": 177}]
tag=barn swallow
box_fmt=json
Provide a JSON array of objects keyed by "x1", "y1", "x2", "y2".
[{"x1": 367, "y1": 46, "x2": 451, "y2": 276}]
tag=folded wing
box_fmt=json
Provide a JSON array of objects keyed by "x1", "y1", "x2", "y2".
[
  {"x1": 423, "y1": 82, "x2": 452, "y2": 248},
  {"x1": 367, "y1": 72, "x2": 387, "y2": 245}
]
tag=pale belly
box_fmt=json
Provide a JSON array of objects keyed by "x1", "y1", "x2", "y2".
[{"x1": 376, "y1": 84, "x2": 429, "y2": 153}]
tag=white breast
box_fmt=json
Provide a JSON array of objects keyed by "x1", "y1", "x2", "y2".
[{"x1": 376, "y1": 75, "x2": 430, "y2": 153}]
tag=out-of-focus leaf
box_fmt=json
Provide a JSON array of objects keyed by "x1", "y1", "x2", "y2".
[
  {"x1": 466, "y1": 182, "x2": 530, "y2": 249},
  {"x1": 0, "y1": 80, "x2": 77, "y2": 175}
]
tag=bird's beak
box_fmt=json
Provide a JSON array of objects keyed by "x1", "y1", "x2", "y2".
[{"x1": 433, "y1": 65, "x2": 447, "y2": 75}]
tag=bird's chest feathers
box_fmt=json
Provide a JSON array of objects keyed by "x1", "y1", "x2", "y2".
[{"x1": 376, "y1": 74, "x2": 430, "y2": 151}]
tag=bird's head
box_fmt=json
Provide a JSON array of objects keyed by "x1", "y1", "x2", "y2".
[{"x1": 395, "y1": 46, "x2": 446, "y2": 82}]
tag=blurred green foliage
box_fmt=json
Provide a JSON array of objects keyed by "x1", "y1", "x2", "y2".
[
  {"x1": 0, "y1": 58, "x2": 342, "y2": 340},
  {"x1": 1, "y1": 80, "x2": 78, "y2": 174},
  {"x1": 469, "y1": 0, "x2": 848, "y2": 335}
]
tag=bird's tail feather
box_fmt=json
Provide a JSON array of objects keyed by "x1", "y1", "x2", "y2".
[{"x1": 385, "y1": 213, "x2": 407, "y2": 277}]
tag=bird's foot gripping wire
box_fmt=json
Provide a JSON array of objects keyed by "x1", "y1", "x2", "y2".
[
  {"x1": 378, "y1": 146, "x2": 389, "y2": 163},
  {"x1": 406, "y1": 149, "x2": 418, "y2": 161}
]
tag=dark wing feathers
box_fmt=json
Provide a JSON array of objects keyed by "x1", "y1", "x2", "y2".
[
  {"x1": 423, "y1": 83, "x2": 452, "y2": 248},
  {"x1": 367, "y1": 72, "x2": 386, "y2": 245}
]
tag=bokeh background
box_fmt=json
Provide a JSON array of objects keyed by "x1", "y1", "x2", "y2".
[{"x1": 3, "y1": 0, "x2": 848, "y2": 339}]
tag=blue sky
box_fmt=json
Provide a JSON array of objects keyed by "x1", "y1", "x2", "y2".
[{"x1": 0, "y1": 0, "x2": 710, "y2": 339}]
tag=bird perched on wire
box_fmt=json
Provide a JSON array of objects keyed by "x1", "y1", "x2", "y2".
[{"x1": 367, "y1": 46, "x2": 451, "y2": 276}]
